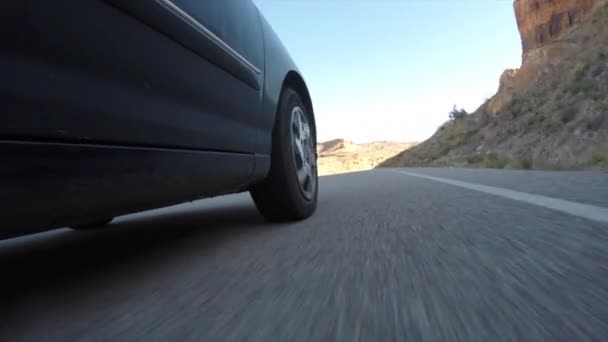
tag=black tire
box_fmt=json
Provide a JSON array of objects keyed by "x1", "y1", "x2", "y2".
[
  {"x1": 70, "y1": 217, "x2": 114, "y2": 230},
  {"x1": 250, "y1": 87, "x2": 318, "y2": 221}
]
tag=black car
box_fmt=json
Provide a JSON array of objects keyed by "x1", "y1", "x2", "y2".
[{"x1": 1, "y1": 0, "x2": 318, "y2": 238}]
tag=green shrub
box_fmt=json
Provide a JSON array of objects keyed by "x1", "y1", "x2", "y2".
[
  {"x1": 449, "y1": 105, "x2": 468, "y2": 121},
  {"x1": 466, "y1": 154, "x2": 484, "y2": 164},
  {"x1": 506, "y1": 97, "x2": 524, "y2": 118},
  {"x1": 580, "y1": 80, "x2": 596, "y2": 94},
  {"x1": 591, "y1": 64, "x2": 605, "y2": 78},
  {"x1": 520, "y1": 159, "x2": 533, "y2": 169},
  {"x1": 582, "y1": 115, "x2": 605, "y2": 131},
  {"x1": 543, "y1": 117, "x2": 562, "y2": 132},
  {"x1": 592, "y1": 92, "x2": 603, "y2": 101},
  {"x1": 526, "y1": 113, "x2": 543, "y2": 127},
  {"x1": 574, "y1": 61, "x2": 591, "y2": 81},
  {"x1": 591, "y1": 151, "x2": 607, "y2": 165},
  {"x1": 559, "y1": 106, "x2": 578, "y2": 123},
  {"x1": 592, "y1": 114, "x2": 606, "y2": 129},
  {"x1": 482, "y1": 153, "x2": 510, "y2": 169}
]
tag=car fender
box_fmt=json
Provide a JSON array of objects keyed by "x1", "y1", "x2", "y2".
[{"x1": 252, "y1": 11, "x2": 315, "y2": 183}]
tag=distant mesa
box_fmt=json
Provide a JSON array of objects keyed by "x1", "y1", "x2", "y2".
[
  {"x1": 317, "y1": 138, "x2": 355, "y2": 156},
  {"x1": 317, "y1": 139, "x2": 416, "y2": 175}
]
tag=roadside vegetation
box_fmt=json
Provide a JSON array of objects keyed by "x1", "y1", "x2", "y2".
[{"x1": 380, "y1": 3, "x2": 608, "y2": 171}]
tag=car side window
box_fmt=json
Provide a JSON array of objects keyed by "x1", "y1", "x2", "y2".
[{"x1": 172, "y1": 0, "x2": 263, "y2": 70}]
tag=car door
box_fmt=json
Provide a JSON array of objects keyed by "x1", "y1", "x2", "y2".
[
  {"x1": 2, "y1": 0, "x2": 264, "y2": 154},
  {"x1": 104, "y1": 0, "x2": 266, "y2": 153}
]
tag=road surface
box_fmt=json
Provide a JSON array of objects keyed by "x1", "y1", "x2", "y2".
[{"x1": 2, "y1": 168, "x2": 608, "y2": 341}]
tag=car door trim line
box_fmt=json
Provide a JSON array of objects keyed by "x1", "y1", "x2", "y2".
[{"x1": 155, "y1": 0, "x2": 261, "y2": 75}]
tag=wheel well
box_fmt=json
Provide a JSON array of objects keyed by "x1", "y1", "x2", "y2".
[{"x1": 283, "y1": 71, "x2": 315, "y2": 136}]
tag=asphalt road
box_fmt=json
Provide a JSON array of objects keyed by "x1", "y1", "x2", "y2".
[{"x1": 2, "y1": 168, "x2": 608, "y2": 342}]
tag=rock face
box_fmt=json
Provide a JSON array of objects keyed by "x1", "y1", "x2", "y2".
[
  {"x1": 514, "y1": 0, "x2": 598, "y2": 58},
  {"x1": 485, "y1": 69, "x2": 519, "y2": 114},
  {"x1": 485, "y1": 0, "x2": 600, "y2": 114},
  {"x1": 383, "y1": 0, "x2": 608, "y2": 170}
]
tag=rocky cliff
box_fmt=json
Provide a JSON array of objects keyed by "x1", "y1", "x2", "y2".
[
  {"x1": 514, "y1": 0, "x2": 598, "y2": 57},
  {"x1": 381, "y1": 0, "x2": 608, "y2": 170},
  {"x1": 486, "y1": 0, "x2": 600, "y2": 115}
]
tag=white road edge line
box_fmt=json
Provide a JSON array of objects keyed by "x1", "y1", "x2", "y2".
[{"x1": 389, "y1": 170, "x2": 608, "y2": 224}]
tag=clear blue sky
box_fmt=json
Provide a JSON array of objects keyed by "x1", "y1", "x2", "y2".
[{"x1": 254, "y1": 0, "x2": 522, "y2": 143}]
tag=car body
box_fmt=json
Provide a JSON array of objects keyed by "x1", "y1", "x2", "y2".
[{"x1": 0, "y1": 0, "x2": 318, "y2": 239}]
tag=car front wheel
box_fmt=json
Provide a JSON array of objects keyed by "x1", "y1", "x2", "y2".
[{"x1": 250, "y1": 87, "x2": 318, "y2": 221}]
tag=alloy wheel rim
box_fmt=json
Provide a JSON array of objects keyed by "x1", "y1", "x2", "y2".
[{"x1": 290, "y1": 106, "x2": 316, "y2": 200}]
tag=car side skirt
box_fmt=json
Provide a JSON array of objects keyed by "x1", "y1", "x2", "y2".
[{"x1": 0, "y1": 141, "x2": 254, "y2": 239}]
